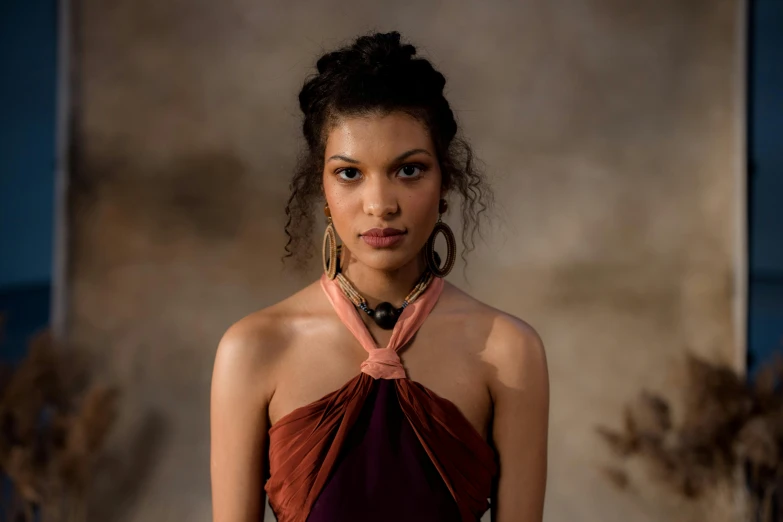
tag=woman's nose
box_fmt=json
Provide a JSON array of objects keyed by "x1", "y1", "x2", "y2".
[{"x1": 362, "y1": 177, "x2": 399, "y2": 218}]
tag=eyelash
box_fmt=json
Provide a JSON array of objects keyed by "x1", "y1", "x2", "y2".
[{"x1": 335, "y1": 163, "x2": 428, "y2": 182}]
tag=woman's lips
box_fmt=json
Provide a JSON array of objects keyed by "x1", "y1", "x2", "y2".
[{"x1": 361, "y1": 231, "x2": 406, "y2": 248}]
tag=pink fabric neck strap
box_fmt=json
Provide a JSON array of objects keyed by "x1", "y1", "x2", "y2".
[{"x1": 320, "y1": 272, "x2": 445, "y2": 380}]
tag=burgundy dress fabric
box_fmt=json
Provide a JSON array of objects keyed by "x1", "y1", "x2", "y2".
[
  {"x1": 263, "y1": 274, "x2": 498, "y2": 522},
  {"x1": 306, "y1": 379, "x2": 462, "y2": 522}
]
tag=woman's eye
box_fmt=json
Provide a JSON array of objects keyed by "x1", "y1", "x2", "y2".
[
  {"x1": 398, "y1": 165, "x2": 424, "y2": 178},
  {"x1": 337, "y1": 168, "x2": 361, "y2": 181}
]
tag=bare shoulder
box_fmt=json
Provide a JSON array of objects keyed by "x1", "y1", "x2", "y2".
[
  {"x1": 443, "y1": 282, "x2": 549, "y2": 394},
  {"x1": 212, "y1": 280, "x2": 324, "y2": 401}
]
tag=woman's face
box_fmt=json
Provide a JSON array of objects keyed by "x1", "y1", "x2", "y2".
[{"x1": 322, "y1": 111, "x2": 444, "y2": 273}]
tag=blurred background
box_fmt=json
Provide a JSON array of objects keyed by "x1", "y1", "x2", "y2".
[{"x1": 0, "y1": 0, "x2": 780, "y2": 521}]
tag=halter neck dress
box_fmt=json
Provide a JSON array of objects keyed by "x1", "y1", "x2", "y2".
[{"x1": 263, "y1": 273, "x2": 498, "y2": 522}]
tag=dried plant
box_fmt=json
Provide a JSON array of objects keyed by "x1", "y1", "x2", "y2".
[
  {"x1": 0, "y1": 318, "x2": 119, "y2": 522},
  {"x1": 598, "y1": 352, "x2": 783, "y2": 521}
]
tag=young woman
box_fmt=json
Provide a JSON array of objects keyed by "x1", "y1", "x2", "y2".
[{"x1": 211, "y1": 31, "x2": 549, "y2": 522}]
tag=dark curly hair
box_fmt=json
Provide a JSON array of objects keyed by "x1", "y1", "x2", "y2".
[{"x1": 283, "y1": 31, "x2": 494, "y2": 271}]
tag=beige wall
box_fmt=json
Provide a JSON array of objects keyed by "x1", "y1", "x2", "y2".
[{"x1": 67, "y1": 1, "x2": 744, "y2": 520}]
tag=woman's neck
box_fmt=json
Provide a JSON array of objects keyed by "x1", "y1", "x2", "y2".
[{"x1": 339, "y1": 251, "x2": 427, "y2": 309}]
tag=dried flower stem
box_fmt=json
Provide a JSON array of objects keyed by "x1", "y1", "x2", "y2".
[
  {"x1": 598, "y1": 352, "x2": 783, "y2": 520},
  {"x1": 0, "y1": 325, "x2": 119, "y2": 522}
]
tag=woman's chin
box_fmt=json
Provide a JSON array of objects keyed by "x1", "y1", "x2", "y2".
[{"x1": 347, "y1": 247, "x2": 420, "y2": 272}]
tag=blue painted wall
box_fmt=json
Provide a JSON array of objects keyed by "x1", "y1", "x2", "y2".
[
  {"x1": 0, "y1": 0, "x2": 57, "y2": 364},
  {"x1": 748, "y1": 0, "x2": 783, "y2": 376}
]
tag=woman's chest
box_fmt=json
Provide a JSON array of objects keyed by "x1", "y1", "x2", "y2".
[{"x1": 267, "y1": 324, "x2": 493, "y2": 440}]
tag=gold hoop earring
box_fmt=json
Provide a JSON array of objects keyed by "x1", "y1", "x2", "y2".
[
  {"x1": 425, "y1": 199, "x2": 456, "y2": 277},
  {"x1": 323, "y1": 204, "x2": 338, "y2": 279}
]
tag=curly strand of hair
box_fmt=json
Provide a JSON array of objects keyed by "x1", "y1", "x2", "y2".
[{"x1": 451, "y1": 136, "x2": 494, "y2": 278}]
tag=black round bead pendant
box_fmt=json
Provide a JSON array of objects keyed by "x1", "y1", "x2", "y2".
[{"x1": 372, "y1": 301, "x2": 400, "y2": 330}]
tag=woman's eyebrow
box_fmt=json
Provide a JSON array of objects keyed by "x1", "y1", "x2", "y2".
[
  {"x1": 393, "y1": 148, "x2": 432, "y2": 163},
  {"x1": 327, "y1": 148, "x2": 433, "y2": 164}
]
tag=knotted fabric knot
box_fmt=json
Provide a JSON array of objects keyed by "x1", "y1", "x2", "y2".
[{"x1": 360, "y1": 347, "x2": 406, "y2": 380}]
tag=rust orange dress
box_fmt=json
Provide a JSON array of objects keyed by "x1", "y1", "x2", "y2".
[{"x1": 263, "y1": 273, "x2": 498, "y2": 522}]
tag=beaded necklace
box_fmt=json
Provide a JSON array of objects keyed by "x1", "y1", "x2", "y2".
[{"x1": 332, "y1": 247, "x2": 435, "y2": 330}]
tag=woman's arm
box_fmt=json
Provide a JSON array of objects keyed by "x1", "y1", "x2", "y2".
[
  {"x1": 485, "y1": 316, "x2": 550, "y2": 522},
  {"x1": 210, "y1": 318, "x2": 278, "y2": 522}
]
